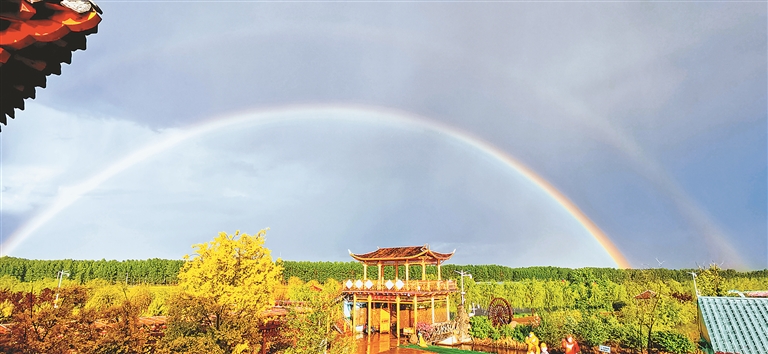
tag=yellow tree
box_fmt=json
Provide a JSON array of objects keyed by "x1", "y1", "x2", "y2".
[
  {"x1": 696, "y1": 264, "x2": 726, "y2": 297},
  {"x1": 161, "y1": 230, "x2": 282, "y2": 354},
  {"x1": 179, "y1": 229, "x2": 281, "y2": 315}
]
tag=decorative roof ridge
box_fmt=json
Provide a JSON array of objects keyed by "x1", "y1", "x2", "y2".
[{"x1": 348, "y1": 244, "x2": 454, "y2": 263}]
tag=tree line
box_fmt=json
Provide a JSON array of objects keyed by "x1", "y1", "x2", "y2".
[
  {"x1": 279, "y1": 262, "x2": 768, "y2": 284},
  {"x1": 1, "y1": 256, "x2": 766, "y2": 285},
  {"x1": 0, "y1": 257, "x2": 184, "y2": 284}
]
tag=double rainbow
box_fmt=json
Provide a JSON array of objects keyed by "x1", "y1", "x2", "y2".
[{"x1": 2, "y1": 105, "x2": 631, "y2": 268}]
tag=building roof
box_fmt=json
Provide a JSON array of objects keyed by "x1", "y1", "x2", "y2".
[
  {"x1": 634, "y1": 290, "x2": 657, "y2": 300},
  {"x1": 0, "y1": 0, "x2": 102, "y2": 125},
  {"x1": 349, "y1": 244, "x2": 454, "y2": 265},
  {"x1": 698, "y1": 296, "x2": 768, "y2": 354},
  {"x1": 745, "y1": 291, "x2": 768, "y2": 298}
]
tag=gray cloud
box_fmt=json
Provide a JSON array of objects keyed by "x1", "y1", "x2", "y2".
[
  {"x1": 4, "y1": 2, "x2": 765, "y2": 268},
  {"x1": 7, "y1": 108, "x2": 613, "y2": 267}
]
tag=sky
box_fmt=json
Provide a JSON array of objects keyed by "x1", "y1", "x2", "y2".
[{"x1": 0, "y1": 1, "x2": 765, "y2": 270}]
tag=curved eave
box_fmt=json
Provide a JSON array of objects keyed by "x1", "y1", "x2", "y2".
[
  {"x1": 349, "y1": 248, "x2": 454, "y2": 265},
  {"x1": 0, "y1": 0, "x2": 102, "y2": 123},
  {"x1": 425, "y1": 249, "x2": 455, "y2": 261}
]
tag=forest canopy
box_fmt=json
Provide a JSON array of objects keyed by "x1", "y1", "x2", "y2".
[{"x1": 0, "y1": 256, "x2": 765, "y2": 285}]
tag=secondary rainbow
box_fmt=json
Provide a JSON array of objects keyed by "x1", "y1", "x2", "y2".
[{"x1": 2, "y1": 104, "x2": 631, "y2": 268}]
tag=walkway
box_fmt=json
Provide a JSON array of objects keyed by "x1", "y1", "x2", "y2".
[
  {"x1": 356, "y1": 333, "x2": 424, "y2": 354},
  {"x1": 355, "y1": 333, "x2": 529, "y2": 354}
]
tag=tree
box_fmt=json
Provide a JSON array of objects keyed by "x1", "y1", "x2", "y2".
[
  {"x1": 177, "y1": 230, "x2": 282, "y2": 315},
  {"x1": 86, "y1": 298, "x2": 152, "y2": 354},
  {"x1": 576, "y1": 314, "x2": 610, "y2": 347},
  {"x1": 525, "y1": 280, "x2": 547, "y2": 310},
  {"x1": 160, "y1": 230, "x2": 282, "y2": 354},
  {"x1": 0, "y1": 286, "x2": 93, "y2": 354},
  {"x1": 696, "y1": 264, "x2": 726, "y2": 297},
  {"x1": 276, "y1": 280, "x2": 355, "y2": 354}
]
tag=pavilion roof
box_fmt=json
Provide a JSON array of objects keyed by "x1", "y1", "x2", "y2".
[
  {"x1": 349, "y1": 244, "x2": 454, "y2": 265},
  {"x1": 1, "y1": 0, "x2": 102, "y2": 125}
]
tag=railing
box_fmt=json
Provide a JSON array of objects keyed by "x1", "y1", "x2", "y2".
[
  {"x1": 423, "y1": 321, "x2": 457, "y2": 343},
  {"x1": 342, "y1": 279, "x2": 457, "y2": 293}
]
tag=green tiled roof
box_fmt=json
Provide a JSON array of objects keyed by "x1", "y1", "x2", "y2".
[{"x1": 698, "y1": 296, "x2": 768, "y2": 354}]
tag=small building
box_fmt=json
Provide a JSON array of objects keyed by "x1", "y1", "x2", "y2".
[
  {"x1": 342, "y1": 244, "x2": 458, "y2": 337},
  {"x1": 698, "y1": 296, "x2": 768, "y2": 354}
]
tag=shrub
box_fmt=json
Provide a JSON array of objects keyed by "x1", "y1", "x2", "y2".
[
  {"x1": 86, "y1": 285, "x2": 126, "y2": 311},
  {"x1": 607, "y1": 322, "x2": 642, "y2": 349},
  {"x1": 576, "y1": 315, "x2": 609, "y2": 347},
  {"x1": 509, "y1": 324, "x2": 532, "y2": 342},
  {"x1": 652, "y1": 330, "x2": 696, "y2": 354},
  {"x1": 469, "y1": 316, "x2": 499, "y2": 340},
  {"x1": 535, "y1": 310, "x2": 580, "y2": 345}
]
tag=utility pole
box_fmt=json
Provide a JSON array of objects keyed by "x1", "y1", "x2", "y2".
[
  {"x1": 688, "y1": 272, "x2": 700, "y2": 297},
  {"x1": 54, "y1": 270, "x2": 70, "y2": 309},
  {"x1": 690, "y1": 271, "x2": 701, "y2": 354},
  {"x1": 454, "y1": 270, "x2": 472, "y2": 306}
]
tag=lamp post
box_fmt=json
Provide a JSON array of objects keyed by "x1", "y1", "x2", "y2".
[
  {"x1": 688, "y1": 272, "x2": 700, "y2": 297},
  {"x1": 455, "y1": 270, "x2": 472, "y2": 306},
  {"x1": 54, "y1": 270, "x2": 70, "y2": 309},
  {"x1": 690, "y1": 271, "x2": 701, "y2": 354}
]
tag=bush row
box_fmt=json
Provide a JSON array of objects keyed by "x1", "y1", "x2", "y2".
[
  {"x1": 1, "y1": 256, "x2": 766, "y2": 285},
  {"x1": 469, "y1": 315, "x2": 695, "y2": 354}
]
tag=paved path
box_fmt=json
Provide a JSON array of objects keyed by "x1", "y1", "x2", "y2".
[
  {"x1": 356, "y1": 333, "x2": 426, "y2": 354},
  {"x1": 378, "y1": 348, "x2": 428, "y2": 354}
]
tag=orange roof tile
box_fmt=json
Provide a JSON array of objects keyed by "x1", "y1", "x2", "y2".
[
  {"x1": 0, "y1": 0, "x2": 102, "y2": 125},
  {"x1": 349, "y1": 244, "x2": 454, "y2": 265},
  {"x1": 634, "y1": 290, "x2": 657, "y2": 300}
]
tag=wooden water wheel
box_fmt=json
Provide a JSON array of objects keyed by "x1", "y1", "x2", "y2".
[{"x1": 488, "y1": 297, "x2": 512, "y2": 327}]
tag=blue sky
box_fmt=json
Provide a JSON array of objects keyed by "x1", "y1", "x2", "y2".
[{"x1": 1, "y1": 2, "x2": 765, "y2": 269}]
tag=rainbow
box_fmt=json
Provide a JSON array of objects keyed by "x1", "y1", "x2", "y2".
[{"x1": 2, "y1": 104, "x2": 631, "y2": 268}]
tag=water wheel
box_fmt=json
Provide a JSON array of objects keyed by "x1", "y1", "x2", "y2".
[{"x1": 488, "y1": 297, "x2": 512, "y2": 327}]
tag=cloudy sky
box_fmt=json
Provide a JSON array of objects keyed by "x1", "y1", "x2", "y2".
[{"x1": 1, "y1": 2, "x2": 765, "y2": 270}]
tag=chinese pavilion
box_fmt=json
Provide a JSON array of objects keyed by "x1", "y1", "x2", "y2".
[{"x1": 342, "y1": 244, "x2": 458, "y2": 337}]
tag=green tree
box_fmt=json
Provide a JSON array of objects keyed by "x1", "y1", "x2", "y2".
[
  {"x1": 526, "y1": 280, "x2": 547, "y2": 310},
  {"x1": 586, "y1": 282, "x2": 606, "y2": 310},
  {"x1": 535, "y1": 310, "x2": 580, "y2": 346},
  {"x1": 696, "y1": 264, "x2": 726, "y2": 297},
  {"x1": 576, "y1": 314, "x2": 610, "y2": 347},
  {"x1": 543, "y1": 280, "x2": 566, "y2": 310}
]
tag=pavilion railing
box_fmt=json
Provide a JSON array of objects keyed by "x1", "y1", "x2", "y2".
[{"x1": 342, "y1": 279, "x2": 457, "y2": 293}]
